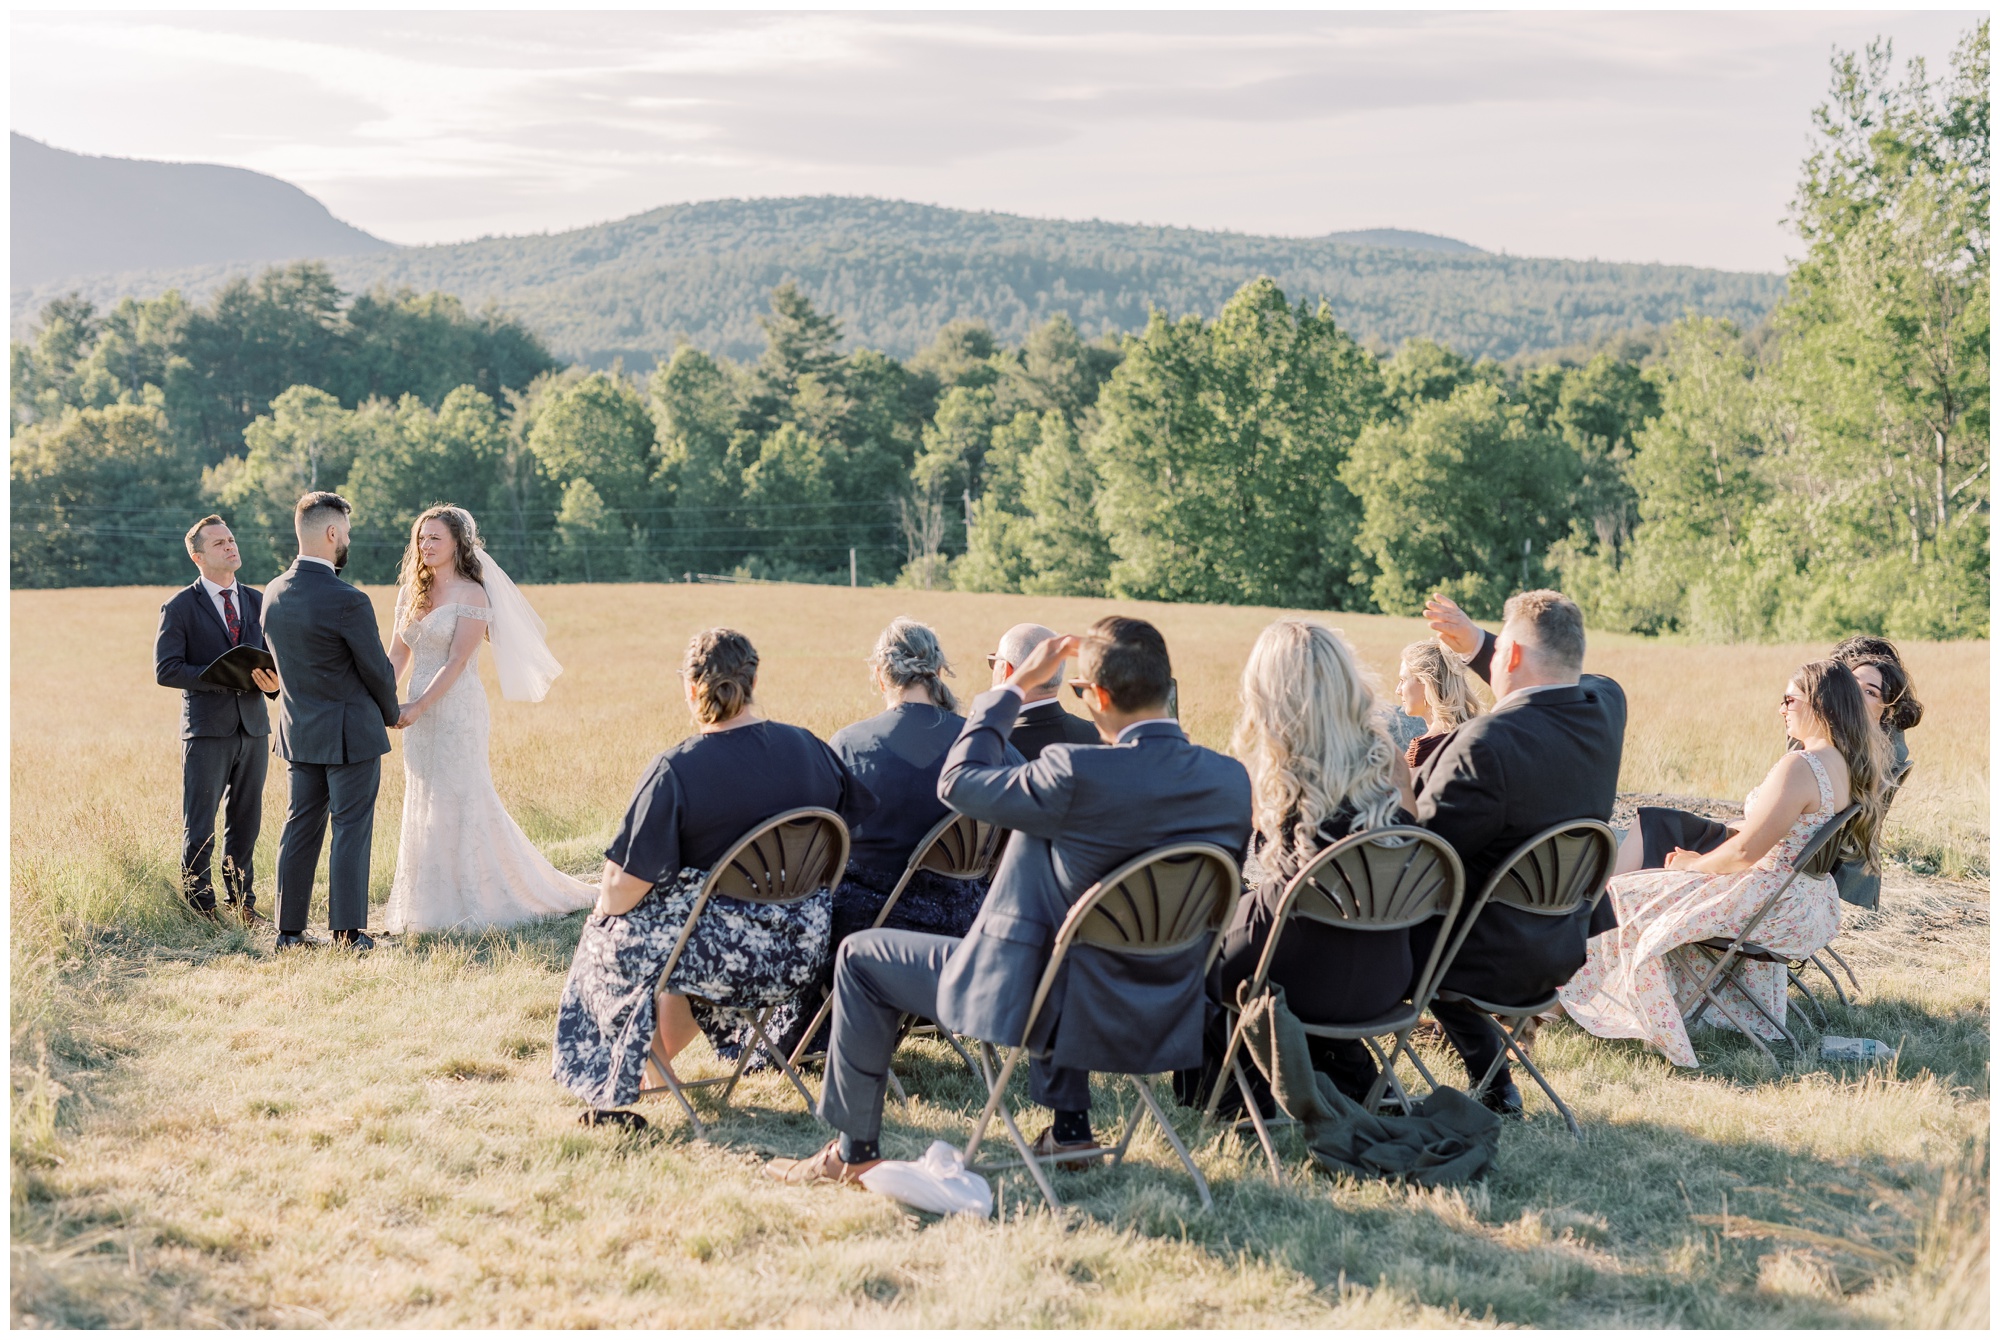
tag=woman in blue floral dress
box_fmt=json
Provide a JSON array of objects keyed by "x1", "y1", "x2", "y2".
[{"x1": 551, "y1": 628, "x2": 874, "y2": 1123}]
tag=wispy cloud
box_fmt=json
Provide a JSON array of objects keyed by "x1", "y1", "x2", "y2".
[{"x1": 10, "y1": 11, "x2": 1976, "y2": 268}]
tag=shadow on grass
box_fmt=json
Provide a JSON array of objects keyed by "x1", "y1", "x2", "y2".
[{"x1": 603, "y1": 1026, "x2": 1982, "y2": 1328}]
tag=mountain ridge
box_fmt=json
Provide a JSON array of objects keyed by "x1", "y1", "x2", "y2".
[
  {"x1": 10, "y1": 134, "x2": 393, "y2": 287},
  {"x1": 12, "y1": 172, "x2": 1785, "y2": 365}
]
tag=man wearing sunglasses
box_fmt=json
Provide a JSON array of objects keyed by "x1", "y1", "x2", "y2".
[
  {"x1": 771, "y1": 616, "x2": 1252, "y2": 1186},
  {"x1": 986, "y1": 622, "x2": 1098, "y2": 761}
]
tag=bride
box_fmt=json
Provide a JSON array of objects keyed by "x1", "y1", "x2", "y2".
[{"x1": 383, "y1": 505, "x2": 596, "y2": 933}]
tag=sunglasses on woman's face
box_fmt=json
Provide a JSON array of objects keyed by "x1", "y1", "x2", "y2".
[{"x1": 1781, "y1": 694, "x2": 1801, "y2": 708}]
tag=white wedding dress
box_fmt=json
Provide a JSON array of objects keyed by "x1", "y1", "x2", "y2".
[{"x1": 383, "y1": 590, "x2": 596, "y2": 934}]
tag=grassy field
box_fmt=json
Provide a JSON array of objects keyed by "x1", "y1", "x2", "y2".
[{"x1": 11, "y1": 582, "x2": 1989, "y2": 1327}]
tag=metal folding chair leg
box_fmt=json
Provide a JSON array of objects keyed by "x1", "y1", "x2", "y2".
[
  {"x1": 1819, "y1": 944, "x2": 1863, "y2": 998},
  {"x1": 1131, "y1": 1077, "x2": 1214, "y2": 1211},
  {"x1": 637, "y1": 1041, "x2": 707, "y2": 1137},
  {"x1": 1494, "y1": 1018, "x2": 1581, "y2": 1139},
  {"x1": 1786, "y1": 966, "x2": 1830, "y2": 1026},
  {"x1": 1804, "y1": 953, "x2": 1850, "y2": 1008},
  {"x1": 1687, "y1": 971, "x2": 1781, "y2": 1068},
  {"x1": 1228, "y1": 1058, "x2": 1283, "y2": 1182}
]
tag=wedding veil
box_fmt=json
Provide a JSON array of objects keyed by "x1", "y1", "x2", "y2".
[{"x1": 477, "y1": 548, "x2": 563, "y2": 702}]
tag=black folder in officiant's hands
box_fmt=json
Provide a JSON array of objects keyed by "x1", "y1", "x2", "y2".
[{"x1": 199, "y1": 644, "x2": 278, "y2": 694}]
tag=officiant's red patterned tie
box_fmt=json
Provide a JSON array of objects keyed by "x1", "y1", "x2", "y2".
[{"x1": 220, "y1": 588, "x2": 241, "y2": 644}]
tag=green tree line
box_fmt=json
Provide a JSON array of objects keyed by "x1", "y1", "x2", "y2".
[{"x1": 11, "y1": 27, "x2": 1987, "y2": 638}]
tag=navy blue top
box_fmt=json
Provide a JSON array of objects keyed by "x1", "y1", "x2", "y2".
[
  {"x1": 829, "y1": 702, "x2": 1023, "y2": 876},
  {"x1": 606, "y1": 721, "x2": 876, "y2": 886}
]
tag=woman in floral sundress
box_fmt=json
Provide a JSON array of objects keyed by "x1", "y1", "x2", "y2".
[{"x1": 1560, "y1": 661, "x2": 1887, "y2": 1066}]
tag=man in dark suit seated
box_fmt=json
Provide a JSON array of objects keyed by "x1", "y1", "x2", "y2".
[
  {"x1": 987, "y1": 622, "x2": 1098, "y2": 761},
  {"x1": 1413, "y1": 589, "x2": 1626, "y2": 1116},
  {"x1": 154, "y1": 514, "x2": 282, "y2": 921},
  {"x1": 768, "y1": 617, "x2": 1253, "y2": 1186}
]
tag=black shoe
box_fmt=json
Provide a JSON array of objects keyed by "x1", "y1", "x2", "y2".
[
  {"x1": 274, "y1": 932, "x2": 309, "y2": 950},
  {"x1": 331, "y1": 929, "x2": 374, "y2": 952},
  {"x1": 580, "y1": 1109, "x2": 649, "y2": 1131},
  {"x1": 1479, "y1": 1077, "x2": 1525, "y2": 1118}
]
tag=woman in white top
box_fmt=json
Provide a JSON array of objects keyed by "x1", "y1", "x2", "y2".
[{"x1": 383, "y1": 505, "x2": 595, "y2": 933}]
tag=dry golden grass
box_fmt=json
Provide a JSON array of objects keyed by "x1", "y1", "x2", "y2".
[{"x1": 11, "y1": 582, "x2": 1990, "y2": 1327}]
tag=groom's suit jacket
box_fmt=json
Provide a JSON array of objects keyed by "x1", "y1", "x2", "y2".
[
  {"x1": 260, "y1": 560, "x2": 400, "y2": 765},
  {"x1": 935, "y1": 689, "x2": 1253, "y2": 1073},
  {"x1": 154, "y1": 580, "x2": 274, "y2": 740},
  {"x1": 1412, "y1": 629, "x2": 1626, "y2": 1003}
]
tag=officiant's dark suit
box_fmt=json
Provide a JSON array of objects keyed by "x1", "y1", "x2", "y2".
[
  {"x1": 260, "y1": 558, "x2": 401, "y2": 938},
  {"x1": 1412, "y1": 627, "x2": 1625, "y2": 1087},
  {"x1": 155, "y1": 579, "x2": 275, "y2": 914},
  {"x1": 816, "y1": 682, "x2": 1252, "y2": 1143}
]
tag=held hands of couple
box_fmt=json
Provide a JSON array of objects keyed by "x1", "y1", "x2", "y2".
[{"x1": 395, "y1": 701, "x2": 422, "y2": 730}]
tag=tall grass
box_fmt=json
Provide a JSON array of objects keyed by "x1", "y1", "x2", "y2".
[{"x1": 11, "y1": 583, "x2": 1988, "y2": 1326}]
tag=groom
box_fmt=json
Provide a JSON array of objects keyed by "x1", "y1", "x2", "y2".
[{"x1": 261, "y1": 491, "x2": 402, "y2": 951}]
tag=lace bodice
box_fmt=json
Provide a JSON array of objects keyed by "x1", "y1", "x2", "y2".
[
  {"x1": 1746, "y1": 749, "x2": 1837, "y2": 873},
  {"x1": 402, "y1": 602, "x2": 489, "y2": 699}
]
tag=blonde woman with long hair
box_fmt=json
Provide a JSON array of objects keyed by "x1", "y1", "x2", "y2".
[
  {"x1": 1200, "y1": 618, "x2": 1417, "y2": 1108},
  {"x1": 1396, "y1": 638, "x2": 1484, "y2": 783}
]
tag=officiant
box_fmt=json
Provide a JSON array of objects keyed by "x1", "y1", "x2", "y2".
[{"x1": 154, "y1": 515, "x2": 281, "y2": 922}]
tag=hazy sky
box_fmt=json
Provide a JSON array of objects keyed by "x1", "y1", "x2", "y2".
[{"x1": 11, "y1": 10, "x2": 1980, "y2": 272}]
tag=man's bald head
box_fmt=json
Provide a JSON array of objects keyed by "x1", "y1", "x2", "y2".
[{"x1": 994, "y1": 622, "x2": 1063, "y2": 699}]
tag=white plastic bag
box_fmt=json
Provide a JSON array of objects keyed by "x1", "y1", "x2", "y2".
[{"x1": 859, "y1": 1140, "x2": 993, "y2": 1218}]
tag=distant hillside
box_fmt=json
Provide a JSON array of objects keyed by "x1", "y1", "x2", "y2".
[
  {"x1": 1323, "y1": 228, "x2": 1482, "y2": 254},
  {"x1": 11, "y1": 193, "x2": 1784, "y2": 365},
  {"x1": 10, "y1": 134, "x2": 392, "y2": 287}
]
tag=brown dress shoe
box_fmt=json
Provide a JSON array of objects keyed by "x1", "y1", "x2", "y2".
[
  {"x1": 765, "y1": 1139, "x2": 881, "y2": 1187},
  {"x1": 1028, "y1": 1128, "x2": 1111, "y2": 1168}
]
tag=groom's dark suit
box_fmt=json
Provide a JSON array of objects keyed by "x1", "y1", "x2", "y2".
[
  {"x1": 155, "y1": 579, "x2": 275, "y2": 913},
  {"x1": 261, "y1": 558, "x2": 401, "y2": 935}
]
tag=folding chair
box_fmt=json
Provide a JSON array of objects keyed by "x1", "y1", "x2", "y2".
[
  {"x1": 637, "y1": 806, "x2": 850, "y2": 1135},
  {"x1": 1430, "y1": 819, "x2": 1618, "y2": 1139},
  {"x1": 1681, "y1": 802, "x2": 1863, "y2": 1067},
  {"x1": 963, "y1": 842, "x2": 1242, "y2": 1212},
  {"x1": 787, "y1": 809, "x2": 1004, "y2": 1084},
  {"x1": 1201, "y1": 826, "x2": 1464, "y2": 1178},
  {"x1": 1801, "y1": 762, "x2": 1908, "y2": 1011}
]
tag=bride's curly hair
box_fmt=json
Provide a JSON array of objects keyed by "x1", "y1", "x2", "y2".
[{"x1": 397, "y1": 505, "x2": 485, "y2": 628}]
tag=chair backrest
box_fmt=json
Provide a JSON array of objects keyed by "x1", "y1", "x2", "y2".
[
  {"x1": 1478, "y1": 819, "x2": 1619, "y2": 919},
  {"x1": 1280, "y1": 824, "x2": 1463, "y2": 933},
  {"x1": 1011, "y1": 842, "x2": 1242, "y2": 1052},
  {"x1": 1252, "y1": 824, "x2": 1465, "y2": 1020},
  {"x1": 704, "y1": 807, "x2": 851, "y2": 906},
  {"x1": 913, "y1": 810, "x2": 1004, "y2": 882},
  {"x1": 1067, "y1": 843, "x2": 1243, "y2": 958},
  {"x1": 1796, "y1": 802, "x2": 1865, "y2": 880}
]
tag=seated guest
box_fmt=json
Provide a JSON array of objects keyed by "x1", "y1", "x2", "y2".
[
  {"x1": 1619, "y1": 640, "x2": 1920, "y2": 911},
  {"x1": 1206, "y1": 619, "x2": 1416, "y2": 1105},
  {"x1": 989, "y1": 622, "x2": 1098, "y2": 760},
  {"x1": 1396, "y1": 638, "x2": 1485, "y2": 784},
  {"x1": 1416, "y1": 591, "x2": 1627, "y2": 1116},
  {"x1": 1838, "y1": 640, "x2": 1919, "y2": 778},
  {"x1": 552, "y1": 628, "x2": 875, "y2": 1126},
  {"x1": 828, "y1": 617, "x2": 1022, "y2": 944},
  {"x1": 1560, "y1": 662, "x2": 1884, "y2": 1065},
  {"x1": 767, "y1": 617, "x2": 1252, "y2": 1185}
]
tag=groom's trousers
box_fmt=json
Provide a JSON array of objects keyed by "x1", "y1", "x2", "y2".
[
  {"x1": 276, "y1": 757, "x2": 380, "y2": 934},
  {"x1": 817, "y1": 929, "x2": 1090, "y2": 1143}
]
